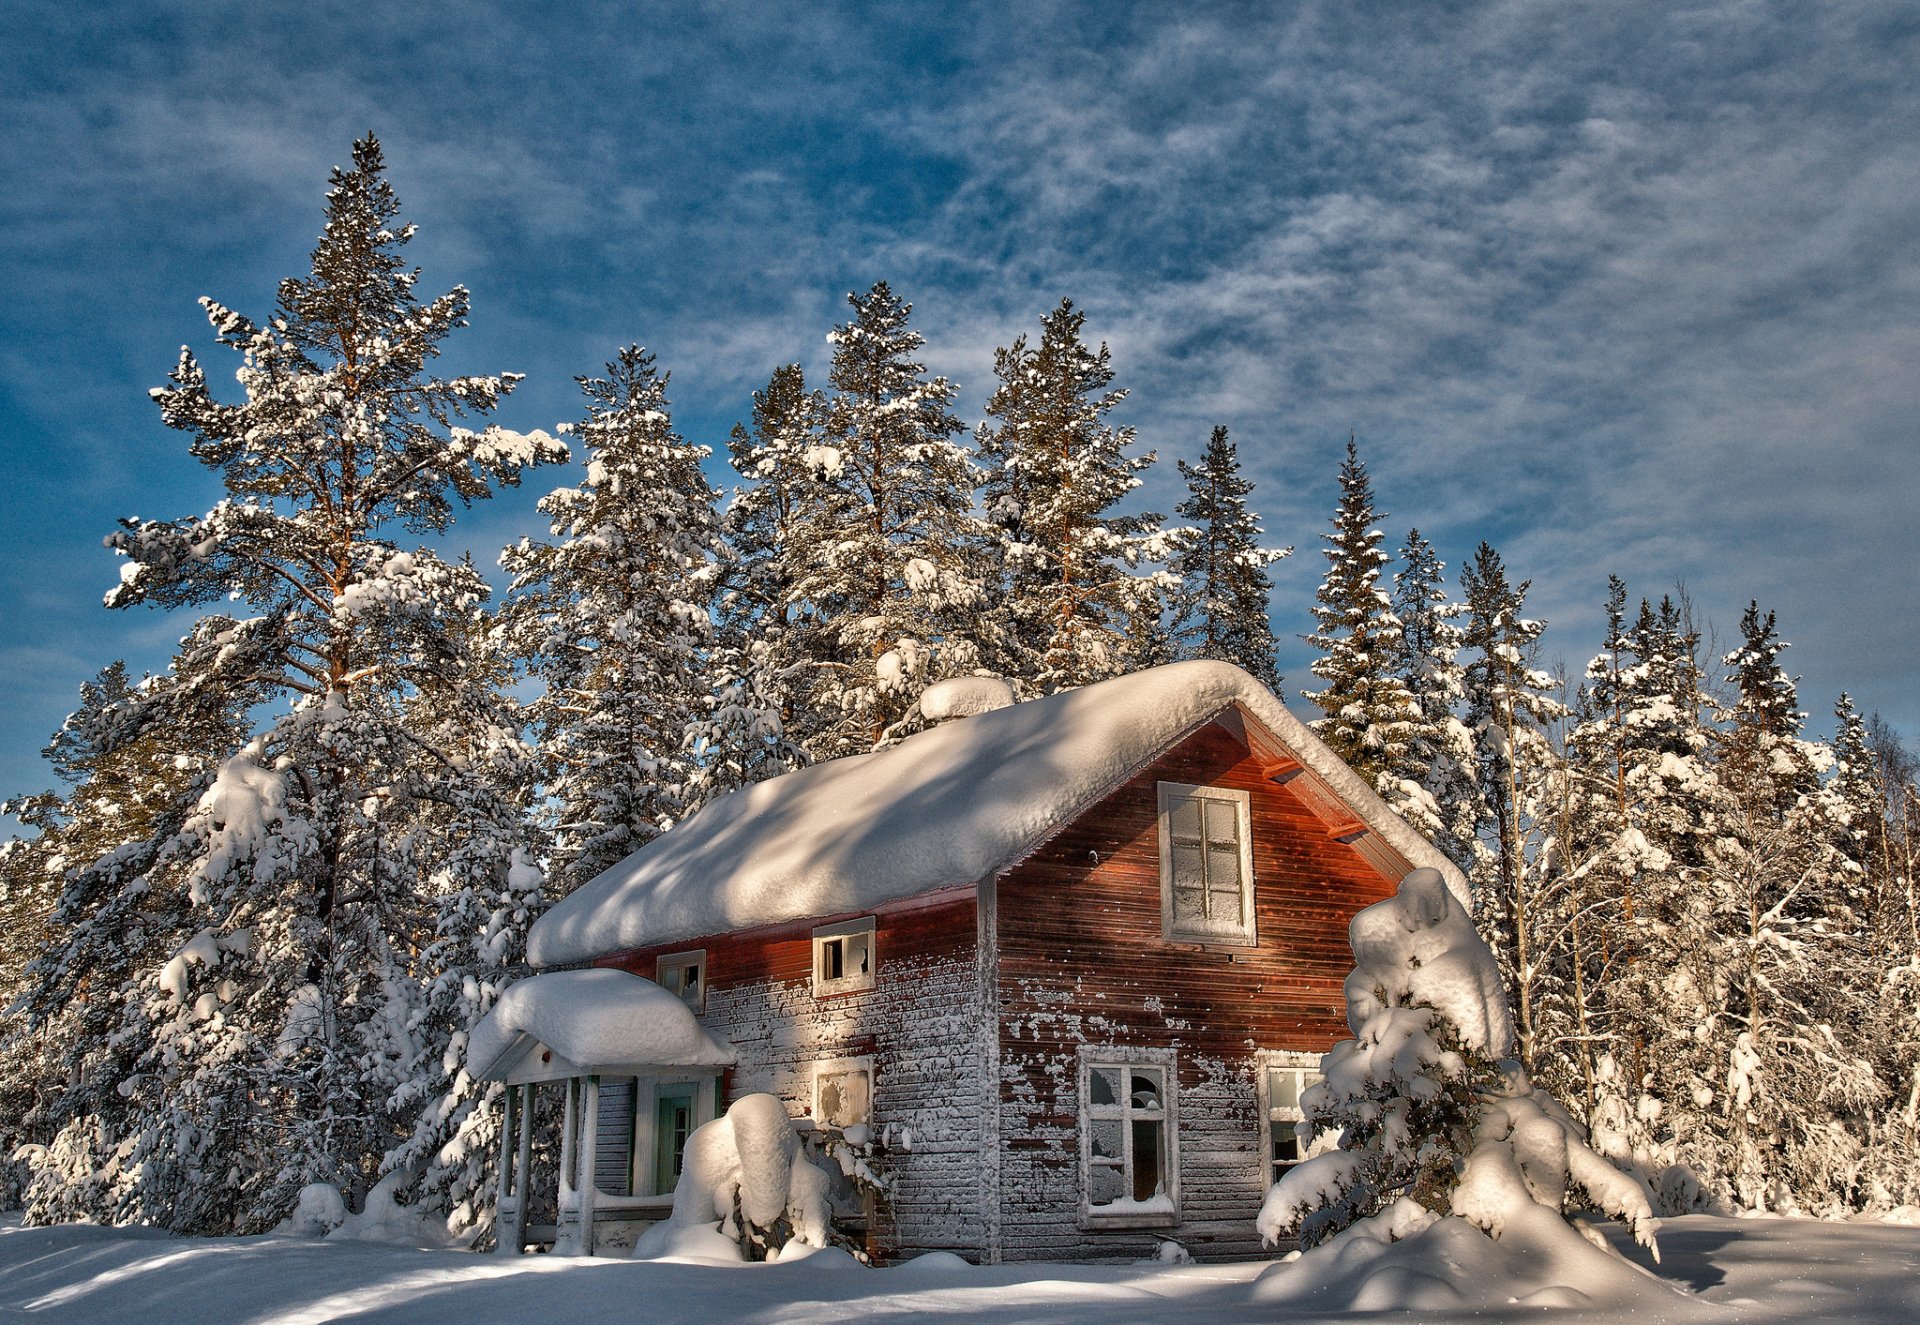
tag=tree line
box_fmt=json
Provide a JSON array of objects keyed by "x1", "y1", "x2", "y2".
[{"x1": 1, "y1": 135, "x2": 1914, "y2": 1236}]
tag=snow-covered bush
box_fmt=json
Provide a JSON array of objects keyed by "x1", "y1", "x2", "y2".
[
  {"x1": 1254, "y1": 868, "x2": 1674, "y2": 1310},
  {"x1": 633, "y1": 1093, "x2": 836, "y2": 1263}
]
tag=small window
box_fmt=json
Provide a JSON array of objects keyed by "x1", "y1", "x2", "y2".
[
  {"x1": 657, "y1": 950, "x2": 706, "y2": 1011},
  {"x1": 813, "y1": 1056, "x2": 874, "y2": 1131},
  {"x1": 1158, "y1": 782, "x2": 1256, "y2": 944},
  {"x1": 1258, "y1": 1052, "x2": 1325, "y2": 1187},
  {"x1": 1079, "y1": 1048, "x2": 1179, "y2": 1227},
  {"x1": 813, "y1": 918, "x2": 876, "y2": 996}
]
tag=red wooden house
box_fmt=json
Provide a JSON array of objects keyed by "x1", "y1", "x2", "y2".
[{"x1": 471, "y1": 660, "x2": 1466, "y2": 1261}]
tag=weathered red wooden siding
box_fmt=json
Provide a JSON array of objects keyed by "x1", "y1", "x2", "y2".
[
  {"x1": 992, "y1": 718, "x2": 1398, "y2": 1262},
  {"x1": 594, "y1": 893, "x2": 986, "y2": 1258}
]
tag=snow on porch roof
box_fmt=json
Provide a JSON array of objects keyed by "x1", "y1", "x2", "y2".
[
  {"x1": 528, "y1": 659, "x2": 1468, "y2": 968},
  {"x1": 466, "y1": 968, "x2": 737, "y2": 1082}
]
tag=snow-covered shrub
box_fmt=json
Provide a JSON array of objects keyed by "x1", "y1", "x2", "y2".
[
  {"x1": 1254, "y1": 868, "x2": 1674, "y2": 1310},
  {"x1": 633, "y1": 1093, "x2": 837, "y2": 1263}
]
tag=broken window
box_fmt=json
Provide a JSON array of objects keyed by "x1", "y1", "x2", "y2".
[
  {"x1": 813, "y1": 918, "x2": 876, "y2": 996},
  {"x1": 1080, "y1": 1051, "x2": 1179, "y2": 1226}
]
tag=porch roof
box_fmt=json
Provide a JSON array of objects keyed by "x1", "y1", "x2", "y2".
[{"x1": 467, "y1": 968, "x2": 737, "y2": 1084}]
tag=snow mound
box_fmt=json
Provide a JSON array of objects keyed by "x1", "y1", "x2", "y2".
[
  {"x1": 533, "y1": 660, "x2": 1466, "y2": 964},
  {"x1": 466, "y1": 968, "x2": 735, "y2": 1079},
  {"x1": 1252, "y1": 1198, "x2": 1674, "y2": 1312},
  {"x1": 274, "y1": 1182, "x2": 347, "y2": 1237},
  {"x1": 919, "y1": 674, "x2": 1015, "y2": 721}
]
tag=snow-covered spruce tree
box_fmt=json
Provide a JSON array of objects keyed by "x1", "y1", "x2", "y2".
[
  {"x1": 500, "y1": 345, "x2": 722, "y2": 895},
  {"x1": 697, "y1": 362, "x2": 824, "y2": 785},
  {"x1": 1302, "y1": 438, "x2": 1419, "y2": 788},
  {"x1": 975, "y1": 298, "x2": 1172, "y2": 692},
  {"x1": 1256, "y1": 869, "x2": 1662, "y2": 1311},
  {"x1": 55, "y1": 135, "x2": 564, "y2": 1233},
  {"x1": 1703, "y1": 604, "x2": 1876, "y2": 1213},
  {"x1": 1381, "y1": 530, "x2": 1480, "y2": 871},
  {"x1": 1167, "y1": 425, "x2": 1289, "y2": 690},
  {"x1": 3, "y1": 653, "x2": 254, "y2": 1218},
  {"x1": 801, "y1": 283, "x2": 991, "y2": 753}
]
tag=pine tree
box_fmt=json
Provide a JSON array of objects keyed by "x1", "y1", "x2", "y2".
[
  {"x1": 22, "y1": 136, "x2": 562, "y2": 1233},
  {"x1": 1382, "y1": 530, "x2": 1479, "y2": 868},
  {"x1": 1303, "y1": 438, "x2": 1419, "y2": 788},
  {"x1": 1168, "y1": 426, "x2": 1288, "y2": 690},
  {"x1": 500, "y1": 345, "x2": 722, "y2": 895},
  {"x1": 975, "y1": 298, "x2": 1170, "y2": 691},
  {"x1": 798, "y1": 282, "x2": 991, "y2": 753}
]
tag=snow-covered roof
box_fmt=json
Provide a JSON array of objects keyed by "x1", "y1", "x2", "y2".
[
  {"x1": 466, "y1": 968, "x2": 736, "y2": 1082},
  {"x1": 529, "y1": 660, "x2": 1467, "y2": 967}
]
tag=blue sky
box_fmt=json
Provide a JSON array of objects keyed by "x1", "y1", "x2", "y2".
[{"x1": 3, "y1": 0, "x2": 1918, "y2": 806}]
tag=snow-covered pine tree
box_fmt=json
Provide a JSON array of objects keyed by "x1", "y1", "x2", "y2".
[
  {"x1": 696, "y1": 362, "x2": 824, "y2": 785},
  {"x1": 1168, "y1": 425, "x2": 1289, "y2": 691},
  {"x1": 975, "y1": 298, "x2": 1171, "y2": 692},
  {"x1": 1382, "y1": 530, "x2": 1480, "y2": 870},
  {"x1": 31, "y1": 135, "x2": 564, "y2": 1233},
  {"x1": 500, "y1": 345, "x2": 722, "y2": 895},
  {"x1": 1302, "y1": 438, "x2": 1419, "y2": 788},
  {"x1": 799, "y1": 283, "x2": 991, "y2": 753},
  {"x1": 1457, "y1": 542, "x2": 1566, "y2": 1071}
]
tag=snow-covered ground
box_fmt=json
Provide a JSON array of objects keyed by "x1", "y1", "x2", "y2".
[{"x1": 5, "y1": 1215, "x2": 1919, "y2": 1325}]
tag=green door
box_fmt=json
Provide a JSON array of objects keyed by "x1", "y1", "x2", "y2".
[{"x1": 653, "y1": 1083, "x2": 699, "y2": 1195}]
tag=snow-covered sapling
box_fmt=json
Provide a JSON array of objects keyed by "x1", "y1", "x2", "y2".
[{"x1": 1258, "y1": 869, "x2": 1660, "y2": 1264}]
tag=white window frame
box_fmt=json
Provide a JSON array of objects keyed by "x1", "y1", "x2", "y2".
[
  {"x1": 1256, "y1": 1049, "x2": 1325, "y2": 1189},
  {"x1": 812, "y1": 917, "x2": 876, "y2": 997},
  {"x1": 811, "y1": 1055, "x2": 875, "y2": 1132},
  {"x1": 656, "y1": 949, "x2": 707, "y2": 1012},
  {"x1": 1077, "y1": 1045, "x2": 1180, "y2": 1229},
  {"x1": 1157, "y1": 781, "x2": 1257, "y2": 945}
]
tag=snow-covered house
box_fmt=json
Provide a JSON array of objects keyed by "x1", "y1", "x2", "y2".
[{"x1": 472, "y1": 660, "x2": 1467, "y2": 1262}]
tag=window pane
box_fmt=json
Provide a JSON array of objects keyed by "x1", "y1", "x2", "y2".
[
  {"x1": 1207, "y1": 843, "x2": 1240, "y2": 889},
  {"x1": 1269, "y1": 1068, "x2": 1301, "y2": 1113},
  {"x1": 1090, "y1": 1117, "x2": 1123, "y2": 1161},
  {"x1": 1131, "y1": 1119, "x2": 1163, "y2": 1200},
  {"x1": 1203, "y1": 797, "x2": 1240, "y2": 846},
  {"x1": 1169, "y1": 795, "x2": 1202, "y2": 841},
  {"x1": 1172, "y1": 843, "x2": 1204, "y2": 889},
  {"x1": 1130, "y1": 1068, "x2": 1164, "y2": 1110},
  {"x1": 1208, "y1": 880, "x2": 1243, "y2": 926},
  {"x1": 847, "y1": 932, "x2": 871, "y2": 976},
  {"x1": 1089, "y1": 1066, "x2": 1120, "y2": 1107},
  {"x1": 1272, "y1": 1123, "x2": 1303, "y2": 1165},
  {"x1": 821, "y1": 939, "x2": 843, "y2": 981},
  {"x1": 1172, "y1": 884, "x2": 1206, "y2": 926},
  {"x1": 1088, "y1": 1159, "x2": 1126, "y2": 1206}
]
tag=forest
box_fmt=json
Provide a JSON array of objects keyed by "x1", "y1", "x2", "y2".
[{"x1": 2, "y1": 134, "x2": 1915, "y2": 1240}]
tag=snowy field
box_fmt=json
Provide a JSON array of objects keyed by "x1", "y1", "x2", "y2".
[{"x1": 5, "y1": 1216, "x2": 1919, "y2": 1325}]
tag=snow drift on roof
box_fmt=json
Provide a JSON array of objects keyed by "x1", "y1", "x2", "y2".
[
  {"x1": 529, "y1": 660, "x2": 1466, "y2": 967},
  {"x1": 466, "y1": 968, "x2": 736, "y2": 1080}
]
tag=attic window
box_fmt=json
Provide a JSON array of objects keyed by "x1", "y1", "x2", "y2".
[
  {"x1": 1157, "y1": 782, "x2": 1256, "y2": 945},
  {"x1": 813, "y1": 918, "x2": 875, "y2": 996},
  {"x1": 656, "y1": 950, "x2": 705, "y2": 1012}
]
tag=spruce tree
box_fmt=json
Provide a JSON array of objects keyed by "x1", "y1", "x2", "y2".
[
  {"x1": 699, "y1": 362, "x2": 826, "y2": 783},
  {"x1": 1168, "y1": 425, "x2": 1289, "y2": 690},
  {"x1": 1302, "y1": 438, "x2": 1418, "y2": 787},
  {"x1": 22, "y1": 135, "x2": 562, "y2": 1233},
  {"x1": 801, "y1": 282, "x2": 990, "y2": 752},
  {"x1": 501, "y1": 345, "x2": 723, "y2": 894},
  {"x1": 1383, "y1": 530, "x2": 1480, "y2": 868},
  {"x1": 975, "y1": 298, "x2": 1170, "y2": 691}
]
